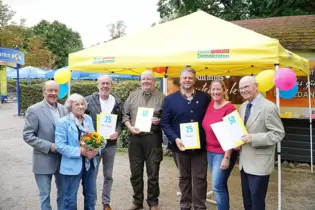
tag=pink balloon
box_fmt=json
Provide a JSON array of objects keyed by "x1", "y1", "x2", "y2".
[{"x1": 274, "y1": 68, "x2": 297, "y2": 91}]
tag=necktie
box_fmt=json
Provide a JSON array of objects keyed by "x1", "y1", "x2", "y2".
[{"x1": 244, "y1": 103, "x2": 252, "y2": 125}]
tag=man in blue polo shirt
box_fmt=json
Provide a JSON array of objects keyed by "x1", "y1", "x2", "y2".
[{"x1": 161, "y1": 67, "x2": 210, "y2": 210}]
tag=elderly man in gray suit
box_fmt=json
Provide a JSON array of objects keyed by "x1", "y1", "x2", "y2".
[
  {"x1": 23, "y1": 80, "x2": 67, "y2": 210},
  {"x1": 238, "y1": 76, "x2": 285, "y2": 210}
]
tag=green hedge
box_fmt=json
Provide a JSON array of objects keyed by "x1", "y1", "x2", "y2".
[
  {"x1": 17, "y1": 79, "x2": 165, "y2": 150},
  {"x1": 18, "y1": 80, "x2": 142, "y2": 149},
  {"x1": 19, "y1": 80, "x2": 162, "y2": 113}
]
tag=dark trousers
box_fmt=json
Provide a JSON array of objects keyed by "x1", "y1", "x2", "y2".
[
  {"x1": 128, "y1": 133, "x2": 163, "y2": 207},
  {"x1": 176, "y1": 151, "x2": 208, "y2": 210},
  {"x1": 172, "y1": 152, "x2": 178, "y2": 168},
  {"x1": 240, "y1": 169, "x2": 270, "y2": 210}
]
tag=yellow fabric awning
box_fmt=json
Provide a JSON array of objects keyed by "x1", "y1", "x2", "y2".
[{"x1": 69, "y1": 11, "x2": 309, "y2": 77}]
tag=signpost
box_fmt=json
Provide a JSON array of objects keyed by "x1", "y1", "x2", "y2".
[{"x1": 0, "y1": 47, "x2": 25, "y2": 116}]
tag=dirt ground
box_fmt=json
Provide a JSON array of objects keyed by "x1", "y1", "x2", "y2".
[{"x1": 0, "y1": 103, "x2": 314, "y2": 210}]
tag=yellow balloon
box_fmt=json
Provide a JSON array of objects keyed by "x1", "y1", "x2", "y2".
[
  {"x1": 54, "y1": 68, "x2": 71, "y2": 84},
  {"x1": 255, "y1": 70, "x2": 275, "y2": 92}
]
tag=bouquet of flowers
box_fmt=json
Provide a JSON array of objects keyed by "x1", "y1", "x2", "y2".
[{"x1": 80, "y1": 132, "x2": 106, "y2": 149}]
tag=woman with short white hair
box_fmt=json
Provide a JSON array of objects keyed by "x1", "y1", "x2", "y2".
[{"x1": 55, "y1": 93, "x2": 102, "y2": 210}]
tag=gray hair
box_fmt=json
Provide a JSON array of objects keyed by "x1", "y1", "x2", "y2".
[
  {"x1": 180, "y1": 67, "x2": 196, "y2": 77},
  {"x1": 42, "y1": 80, "x2": 59, "y2": 92},
  {"x1": 97, "y1": 75, "x2": 113, "y2": 85},
  {"x1": 64, "y1": 93, "x2": 87, "y2": 112}
]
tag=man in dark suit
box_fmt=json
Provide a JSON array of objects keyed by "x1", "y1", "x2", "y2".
[
  {"x1": 161, "y1": 67, "x2": 210, "y2": 210},
  {"x1": 85, "y1": 75, "x2": 122, "y2": 210},
  {"x1": 23, "y1": 80, "x2": 67, "y2": 210},
  {"x1": 239, "y1": 76, "x2": 285, "y2": 210}
]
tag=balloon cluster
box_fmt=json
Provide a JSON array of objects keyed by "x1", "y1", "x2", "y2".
[
  {"x1": 54, "y1": 68, "x2": 71, "y2": 99},
  {"x1": 255, "y1": 68, "x2": 298, "y2": 99}
]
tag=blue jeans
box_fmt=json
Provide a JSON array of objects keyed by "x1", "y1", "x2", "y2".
[
  {"x1": 207, "y1": 151, "x2": 237, "y2": 210},
  {"x1": 63, "y1": 159, "x2": 97, "y2": 210},
  {"x1": 34, "y1": 172, "x2": 65, "y2": 210}
]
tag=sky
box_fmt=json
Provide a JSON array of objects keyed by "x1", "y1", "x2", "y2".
[{"x1": 5, "y1": 0, "x2": 161, "y2": 48}]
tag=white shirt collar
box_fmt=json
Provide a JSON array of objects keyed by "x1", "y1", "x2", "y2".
[{"x1": 249, "y1": 93, "x2": 260, "y2": 106}]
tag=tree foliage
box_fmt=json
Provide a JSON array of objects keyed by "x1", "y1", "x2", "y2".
[
  {"x1": 0, "y1": 0, "x2": 15, "y2": 28},
  {"x1": 0, "y1": 2, "x2": 84, "y2": 69},
  {"x1": 157, "y1": 0, "x2": 315, "y2": 22},
  {"x1": 32, "y1": 20, "x2": 83, "y2": 68},
  {"x1": 24, "y1": 36, "x2": 55, "y2": 69},
  {"x1": 107, "y1": 20, "x2": 127, "y2": 40}
]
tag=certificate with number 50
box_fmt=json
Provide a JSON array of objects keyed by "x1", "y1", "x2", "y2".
[
  {"x1": 180, "y1": 122, "x2": 201, "y2": 150},
  {"x1": 135, "y1": 107, "x2": 154, "y2": 132}
]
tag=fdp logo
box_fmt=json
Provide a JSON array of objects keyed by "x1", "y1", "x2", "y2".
[{"x1": 12, "y1": 52, "x2": 23, "y2": 63}]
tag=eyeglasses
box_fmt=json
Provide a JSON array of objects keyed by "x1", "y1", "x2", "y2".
[{"x1": 239, "y1": 85, "x2": 250, "y2": 92}]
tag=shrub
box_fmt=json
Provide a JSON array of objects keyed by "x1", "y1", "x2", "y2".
[
  {"x1": 19, "y1": 81, "x2": 98, "y2": 114},
  {"x1": 18, "y1": 79, "x2": 162, "y2": 149}
]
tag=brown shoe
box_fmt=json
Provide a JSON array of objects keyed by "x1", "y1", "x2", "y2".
[
  {"x1": 104, "y1": 204, "x2": 112, "y2": 210},
  {"x1": 150, "y1": 206, "x2": 160, "y2": 210},
  {"x1": 125, "y1": 203, "x2": 143, "y2": 210}
]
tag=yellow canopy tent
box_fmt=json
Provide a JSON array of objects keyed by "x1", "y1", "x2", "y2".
[{"x1": 68, "y1": 10, "x2": 309, "y2": 77}]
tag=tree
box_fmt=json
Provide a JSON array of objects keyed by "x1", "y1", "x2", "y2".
[
  {"x1": 157, "y1": 0, "x2": 315, "y2": 22},
  {"x1": 32, "y1": 20, "x2": 84, "y2": 68},
  {"x1": 0, "y1": 19, "x2": 34, "y2": 50},
  {"x1": 107, "y1": 20, "x2": 127, "y2": 40},
  {"x1": 0, "y1": 0, "x2": 15, "y2": 28},
  {"x1": 24, "y1": 36, "x2": 55, "y2": 69}
]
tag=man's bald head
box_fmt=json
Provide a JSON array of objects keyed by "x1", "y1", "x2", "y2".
[
  {"x1": 43, "y1": 80, "x2": 59, "y2": 106},
  {"x1": 141, "y1": 70, "x2": 155, "y2": 80},
  {"x1": 239, "y1": 75, "x2": 258, "y2": 102},
  {"x1": 239, "y1": 76, "x2": 256, "y2": 85},
  {"x1": 141, "y1": 70, "x2": 155, "y2": 92}
]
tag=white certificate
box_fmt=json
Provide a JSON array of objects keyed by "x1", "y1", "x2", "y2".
[
  {"x1": 97, "y1": 113, "x2": 118, "y2": 139},
  {"x1": 222, "y1": 110, "x2": 248, "y2": 144},
  {"x1": 180, "y1": 122, "x2": 201, "y2": 150},
  {"x1": 135, "y1": 107, "x2": 154, "y2": 132},
  {"x1": 210, "y1": 110, "x2": 246, "y2": 151}
]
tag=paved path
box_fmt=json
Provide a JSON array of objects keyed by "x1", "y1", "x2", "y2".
[{"x1": 0, "y1": 103, "x2": 314, "y2": 210}]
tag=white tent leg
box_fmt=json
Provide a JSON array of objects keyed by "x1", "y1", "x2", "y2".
[
  {"x1": 307, "y1": 75, "x2": 313, "y2": 173},
  {"x1": 162, "y1": 77, "x2": 167, "y2": 95},
  {"x1": 275, "y1": 64, "x2": 281, "y2": 210}
]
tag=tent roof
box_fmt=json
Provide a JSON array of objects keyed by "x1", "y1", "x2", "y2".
[{"x1": 69, "y1": 11, "x2": 309, "y2": 77}]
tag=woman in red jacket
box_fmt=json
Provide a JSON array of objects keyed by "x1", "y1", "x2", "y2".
[{"x1": 202, "y1": 80, "x2": 238, "y2": 210}]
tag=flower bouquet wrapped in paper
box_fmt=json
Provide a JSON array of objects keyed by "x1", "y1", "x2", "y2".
[{"x1": 80, "y1": 131, "x2": 106, "y2": 150}]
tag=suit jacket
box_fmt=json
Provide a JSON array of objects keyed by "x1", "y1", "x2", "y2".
[
  {"x1": 85, "y1": 92, "x2": 122, "y2": 147},
  {"x1": 55, "y1": 114, "x2": 98, "y2": 175},
  {"x1": 239, "y1": 95, "x2": 285, "y2": 176},
  {"x1": 23, "y1": 100, "x2": 67, "y2": 174}
]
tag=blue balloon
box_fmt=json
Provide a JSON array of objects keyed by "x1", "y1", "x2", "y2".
[
  {"x1": 279, "y1": 83, "x2": 298, "y2": 99},
  {"x1": 58, "y1": 83, "x2": 68, "y2": 99}
]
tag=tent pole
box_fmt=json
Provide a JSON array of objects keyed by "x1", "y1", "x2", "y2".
[
  {"x1": 163, "y1": 77, "x2": 167, "y2": 95},
  {"x1": 275, "y1": 64, "x2": 281, "y2": 210},
  {"x1": 307, "y1": 75, "x2": 313, "y2": 173}
]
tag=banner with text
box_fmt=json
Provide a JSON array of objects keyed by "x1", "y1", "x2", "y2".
[{"x1": 167, "y1": 70, "x2": 314, "y2": 107}]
